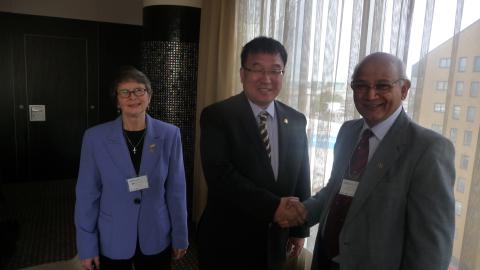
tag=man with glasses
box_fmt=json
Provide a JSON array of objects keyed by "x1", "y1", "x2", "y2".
[
  {"x1": 302, "y1": 52, "x2": 455, "y2": 269},
  {"x1": 198, "y1": 36, "x2": 310, "y2": 270}
]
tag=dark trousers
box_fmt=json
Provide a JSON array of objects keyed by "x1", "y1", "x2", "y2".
[
  {"x1": 100, "y1": 244, "x2": 171, "y2": 270},
  {"x1": 315, "y1": 241, "x2": 339, "y2": 270}
]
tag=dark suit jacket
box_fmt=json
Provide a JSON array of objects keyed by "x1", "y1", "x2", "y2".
[
  {"x1": 304, "y1": 110, "x2": 455, "y2": 270},
  {"x1": 198, "y1": 92, "x2": 311, "y2": 270}
]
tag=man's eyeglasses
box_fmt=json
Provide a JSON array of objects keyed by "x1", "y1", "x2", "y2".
[
  {"x1": 117, "y1": 88, "x2": 147, "y2": 98},
  {"x1": 243, "y1": 67, "x2": 284, "y2": 77},
  {"x1": 350, "y1": 79, "x2": 404, "y2": 93}
]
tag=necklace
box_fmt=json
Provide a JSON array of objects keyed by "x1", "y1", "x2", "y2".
[{"x1": 124, "y1": 129, "x2": 146, "y2": 155}]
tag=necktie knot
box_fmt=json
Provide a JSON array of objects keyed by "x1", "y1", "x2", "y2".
[
  {"x1": 259, "y1": 111, "x2": 269, "y2": 123},
  {"x1": 349, "y1": 129, "x2": 373, "y2": 177},
  {"x1": 361, "y1": 129, "x2": 373, "y2": 141}
]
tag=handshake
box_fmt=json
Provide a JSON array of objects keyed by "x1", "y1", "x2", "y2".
[{"x1": 273, "y1": 197, "x2": 307, "y2": 228}]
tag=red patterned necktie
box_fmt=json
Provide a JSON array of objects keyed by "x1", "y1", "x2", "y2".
[{"x1": 322, "y1": 129, "x2": 373, "y2": 259}]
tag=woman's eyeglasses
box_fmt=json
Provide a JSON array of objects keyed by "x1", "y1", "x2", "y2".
[{"x1": 117, "y1": 88, "x2": 147, "y2": 98}]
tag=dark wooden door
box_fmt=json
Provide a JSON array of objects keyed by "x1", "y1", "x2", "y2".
[
  {"x1": 23, "y1": 35, "x2": 88, "y2": 179},
  {"x1": 8, "y1": 14, "x2": 99, "y2": 181}
]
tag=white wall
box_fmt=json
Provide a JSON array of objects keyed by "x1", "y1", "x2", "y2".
[{"x1": 0, "y1": 0, "x2": 144, "y2": 25}]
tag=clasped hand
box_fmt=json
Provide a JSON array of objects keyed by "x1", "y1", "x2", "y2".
[{"x1": 273, "y1": 197, "x2": 307, "y2": 228}]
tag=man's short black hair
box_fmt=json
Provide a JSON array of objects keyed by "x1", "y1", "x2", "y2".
[{"x1": 240, "y1": 36, "x2": 288, "y2": 67}]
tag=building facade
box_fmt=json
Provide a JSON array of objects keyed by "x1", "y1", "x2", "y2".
[{"x1": 410, "y1": 19, "x2": 480, "y2": 270}]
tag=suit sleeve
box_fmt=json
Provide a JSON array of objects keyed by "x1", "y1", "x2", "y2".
[
  {"x1": 74, "y1": 129, "x2": 101, "y2": 260},
  {"x1": 200, "y1": 106, "x2": 280, "y2": 223},
  {"x1": 303, "y1": 122, "x2": 349, "y2": 227},
  {"x1": 165, "y1": 127, "x2": 189, "y2": 249},
  {"x1": 401, "y1": 137, "x2": 455, "y2": 270},
  {"x1": 289, "y1": 123, "x2": 311, "y2": 238}
]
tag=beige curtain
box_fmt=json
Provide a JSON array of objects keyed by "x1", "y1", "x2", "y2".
[{"x1": 192, "y1": 0, "x2": 237, "y2": 223}]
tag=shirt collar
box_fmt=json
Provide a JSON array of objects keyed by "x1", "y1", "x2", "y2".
[
  {"x1": 248, "y1": 100, "x2": 276, "y2": 119},
  {"x1": 363, "y1": 105, "x2": 403, "y2": 140}
]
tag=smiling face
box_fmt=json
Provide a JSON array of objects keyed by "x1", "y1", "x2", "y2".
[
  {"x1": 240, "y1": 53, "x2": 284, "y2": 109},
  {"x1": 116, "y1": 80, "x2": 151, "y2": 118},
  {"x1": 352, "y1": 54, "x2": 410, "y2": 127}
]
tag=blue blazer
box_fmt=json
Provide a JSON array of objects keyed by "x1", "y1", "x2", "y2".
[{"x1": 75, "y1": 115, "x2": 188, "y2": 260}]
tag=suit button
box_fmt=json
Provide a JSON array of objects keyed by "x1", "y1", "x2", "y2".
[{"x1": 134, "y1": 198, "x2": 141, "y2": 204}]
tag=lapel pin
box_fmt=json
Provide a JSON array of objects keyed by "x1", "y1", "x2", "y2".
[
  {"x1": 284, "y1": 118, "x2": 288, "y2": 124},
  {"x1": 149, "y1": 144, "x2": 156, "y2": 152}
]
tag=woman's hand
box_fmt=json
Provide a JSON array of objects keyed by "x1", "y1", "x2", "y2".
[
  {"x1": 172, "y1": 248, "x2": 188, "y2": 260},
  {"x1": 80, "y1": 256, "x2": 100, "y2": 270}
]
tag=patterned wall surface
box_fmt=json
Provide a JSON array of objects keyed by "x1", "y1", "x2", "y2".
[
  {"x1": 142, "y1": 5, "x2": 200, "y2": 219},
  {"x1": 142, "y1": 40, "x2": 198, "y2": 205}
]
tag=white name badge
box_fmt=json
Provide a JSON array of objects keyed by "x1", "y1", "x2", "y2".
[
  {"x1": 339, "y1": 179, "x2": 359, "y2": 197},
  {"x1": 127, "y1": 175, "x2": 149, "y2": 192}
]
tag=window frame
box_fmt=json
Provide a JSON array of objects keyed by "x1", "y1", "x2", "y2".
[
  {"x1": 466, "y1": 106, "x2": 476, "y2": 122},
  {"x1": 474, "y1": 56, "x2": 480, "y2": 72},
  {"x1": 458, "y1": 57, "x2": 467, "y2": 72},
  {"x1": 455, "y1": 81, "x2": 464, "y2": 96},
  {"x1": 452, "y1": 105, "x2": 461, "y2": 120},
  {"x1": 470, "y1": 81, "x2": 479, "y2": 97}
]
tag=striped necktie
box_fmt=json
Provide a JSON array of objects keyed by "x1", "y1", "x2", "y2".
[{"x1": 258, "y1": 111, "x2": 271, "y2": 159}]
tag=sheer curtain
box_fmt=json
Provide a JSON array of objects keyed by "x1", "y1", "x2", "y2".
[
  {"x1": 235, "y1": 0, "x2": 416, "y2": 203},
  {"x1": 233, "y1": 0, "x2": 480, "y2": 269}
]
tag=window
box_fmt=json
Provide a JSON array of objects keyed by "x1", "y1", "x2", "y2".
[
  {"x1": 474, "y1": 56, "x2": 480, "y2": 72},
  {"x1": 458, "y1": 57, "x2": 467, "y2": 72},
  {"x1": 463, "y1": 130, "x2": 473, "y2": 145},
  {"x1": 460, "y1": 155, "x2": 469, "y2": 170},
  {"x1": 431, "y1": 124, "x2": 443, "y2": 134},
  {"x1": 439, "y1": 58, "x2": 451, "y2": 68},
  {"x1": 450, "y1": 128, "x2": 458, "y2": 143},
  {"x1": 463, "y1": 131, "x2": 472, "y2": 146},
  {"x1": 452, "y1": 105, "x2": 461, "y2": 120},
  {"x1": 434, "y1": 103, "x2": 445, "y2": 112},
  {"x1": 436, "y1": 81, "x2": 448, "y2": 91},
  {"x1": 456, "y1": 177, "x2": 466, "y2": 193},
  {"x1": 471, "y1": 81, "x2": 479, "y2": 97},
  {"x1": 455, "y1": 81, "x2": 464, "y2": 96},
  {"x1": 455, "y1": 201, "x2": 462, "y2": 216},
  {"x1": 467, "y1": 106, "x2": 476, "y2": 122}
]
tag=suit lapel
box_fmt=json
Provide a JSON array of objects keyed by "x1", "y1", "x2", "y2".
[
  {"x1": 139, "y1": 115, "x2": 162, "y2": 176},
  {"x1": 237, "y1": 93, "x2": 274, "y2": 173},
  {"x1": 329, "y1": 121, "x2": 364, "y2": 202},
  {"x1": 345, "y1": 111, "x2": 410, "y2": 225},
  {"x1": 234, "y1": 92, "x2": 273, "y2": 167},
  {"x1": 105, "y1": 117, "x2": 137, "y2": 178},
  {"x1": 275, "y1": 102, "x2": 291, "y2": 184}
]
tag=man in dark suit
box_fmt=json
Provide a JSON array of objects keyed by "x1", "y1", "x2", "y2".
[
  {"x1": 198, "y1": 36, "x2": 311, "y2": 270},
  {"x1": 303, "y1": 52, "x2": 455, "y2": 269}
]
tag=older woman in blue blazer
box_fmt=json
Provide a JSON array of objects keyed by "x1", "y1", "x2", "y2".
[{"x1": 75, "y1": 67, "x2": 188, "y2": 270}]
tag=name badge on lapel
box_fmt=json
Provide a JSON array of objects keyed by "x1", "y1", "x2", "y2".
[
  {"x1": 127, "y1": 175, "x2": 149, "y2": 192},
  {"x1": 339, "y1": 178, "x2": 359, "y2": 197}
]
